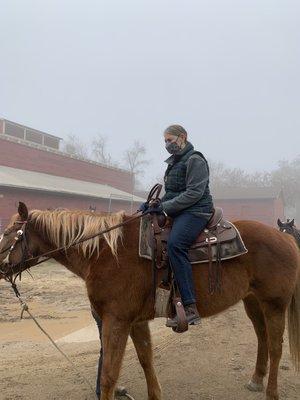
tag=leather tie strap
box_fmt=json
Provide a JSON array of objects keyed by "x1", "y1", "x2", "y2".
[{"x1": 152, "y1": 214, "x2": 164, "y2": 269}]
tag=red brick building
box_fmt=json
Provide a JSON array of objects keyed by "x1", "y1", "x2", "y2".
[
  {"x1": 0, "y1": 119, "x2": 143, "y2": 231},
  {"x1": 213, "y1": 187, "x2": 285, "y2": 227}
]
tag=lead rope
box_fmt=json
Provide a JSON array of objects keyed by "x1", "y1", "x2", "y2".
[
  {"x1": 10, "y1": 281, "x2": 136, "y2": 400},
  {"x1": 2, "y1": 189, "x2": 164, "y2": 399}
]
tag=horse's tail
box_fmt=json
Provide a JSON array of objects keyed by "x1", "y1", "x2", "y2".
[{"x1": 288, "y1": 263, "x2": 300, "y2": 371}]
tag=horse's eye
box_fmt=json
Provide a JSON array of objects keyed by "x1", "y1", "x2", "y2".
[{"x1": 3, "y1": 228, "x2": 14, "y2": 236}]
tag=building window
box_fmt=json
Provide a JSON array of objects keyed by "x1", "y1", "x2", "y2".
[
  {"x1": 4, "y1": 121, "x2": 25, "y2": 139},
  {"x1": 25, "y1": 129, "x2": 43, "y2": 144}
]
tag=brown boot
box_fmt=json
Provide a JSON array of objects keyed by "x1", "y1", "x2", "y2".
[{"x1": 166, "y1": 303, "x2": 201, "y2": 328}]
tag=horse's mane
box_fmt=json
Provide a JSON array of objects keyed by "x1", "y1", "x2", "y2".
[{"x1": 30, "y1": 209, "x2": 125, "y2": 258}]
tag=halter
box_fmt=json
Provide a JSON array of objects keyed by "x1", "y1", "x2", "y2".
[{"x1": 0, "y1": 219, "x2": 32, "y2": 283}]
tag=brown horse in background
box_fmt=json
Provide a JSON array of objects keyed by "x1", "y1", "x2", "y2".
[{"x1": 0, "y1": 203, "x2": 299, "y2": 400}]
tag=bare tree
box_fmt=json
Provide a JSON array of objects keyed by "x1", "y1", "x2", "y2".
[
  {"x1": 62, "y1": 134, "x2": 88, "y2": 158},
  {"x1": 209, "y1": 160, "x2": 272, "y2": 189},
  {"x1": 91, "y1": 134, "x2": 112, "y2": 165},
  {"x1": 271, "y1": 157, "x2": 300, "y2": 208},
  {"x1": 123, "y1": 140, "x2": 150, "y2": 190}
]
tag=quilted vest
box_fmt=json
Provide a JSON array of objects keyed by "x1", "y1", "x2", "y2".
[{"x1": 163, "y1": 143, "x2": 213, "y2": 213}]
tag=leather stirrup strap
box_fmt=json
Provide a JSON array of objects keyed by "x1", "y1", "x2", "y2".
[
  {"x1": 208, "y1": 241, "x2": 214, "y2": 295},
  {"x1": 173, "y1": 296, "x2": 188, "y2": 333}
]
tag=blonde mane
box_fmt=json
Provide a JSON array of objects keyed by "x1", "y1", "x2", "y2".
[{"x1": 30, "y1": 209, "x2": 125, "y2": 258}]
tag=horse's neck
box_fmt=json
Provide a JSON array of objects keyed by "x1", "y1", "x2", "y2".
[
  {"x1": 35, "y1": 232, "x2": 89, "y2": 280},
  {"x1": 293, "y1": 227, "x2": 300, "y2": 246},
  {"x1": 51, "y1": 249, "x2": 89, "y2": 280}
]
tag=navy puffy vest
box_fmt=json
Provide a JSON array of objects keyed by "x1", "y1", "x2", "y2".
[{"x1": 162, "y1": 144, "x2": 213, "y2": 214}]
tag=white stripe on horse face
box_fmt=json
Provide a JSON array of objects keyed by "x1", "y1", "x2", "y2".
[
  {"x1": 0, "y1": 234, "x2": 3, "y2": 243},
  {"x1": 3, "y1": 254, "x2": 10, "y2": 264}
]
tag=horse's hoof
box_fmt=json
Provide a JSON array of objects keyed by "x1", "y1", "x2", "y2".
[
  {"x1": 245, "y1": 379, "x2": 264, "y2": 392},
  {"x1": 266, "y1": 392, "x2": 279, "y2": 400},
  {"x1": 115, "y1": 386, "x2": 127, "y2": 396}
]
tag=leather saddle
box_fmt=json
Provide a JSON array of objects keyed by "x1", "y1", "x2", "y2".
[
  {"x1": 139, "y1": 184, "x2": 248, "y2": 334},
  {"x1": 150, "y1": 207, "x2": 247, "y2": 294},
  {"x1": 158, "y1": 207, "x2": 236, "y2": 251}
]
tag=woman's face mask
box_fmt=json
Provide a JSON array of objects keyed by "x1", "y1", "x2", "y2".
[{"x1": 165, "y1": 136, "x2": 181, "y2": 154}]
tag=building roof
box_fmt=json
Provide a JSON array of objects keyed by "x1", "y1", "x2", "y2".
[
  {"x1": 212, "y1": 187, "x2": 283, "y2": 200},
  {"x1": 0, "y1": 118, "x2": 63, "y2": 140},
  {"x1": 0, "y1": 166, "x2": 144, "y2": 203}
]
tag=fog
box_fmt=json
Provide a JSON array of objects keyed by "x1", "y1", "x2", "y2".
[{"x1": 0, "y1": 0, "x2": 299, "y2": 184}]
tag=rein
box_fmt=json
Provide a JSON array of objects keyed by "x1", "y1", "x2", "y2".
[
  {"x1": 0, "y1": 211, "x2": 143, "y2": 281},
  {"x1": 1, "y1": 183, "x2": 163, "y2": 280}
]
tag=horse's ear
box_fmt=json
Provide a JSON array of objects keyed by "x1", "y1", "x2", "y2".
[
  {"x1": 289, "y1": 219, "x2": 295, "y2": 227},
  {"x1": 277, "y1": 218, "x2": 283, "y2": 227},
  {"x1": 18, "y1": 202, "x2": 28, "y2": 221}
]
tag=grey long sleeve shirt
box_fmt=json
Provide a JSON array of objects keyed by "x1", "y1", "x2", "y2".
[{"x1": 162, "y1": 154, "x2": 212, "y2": 218}]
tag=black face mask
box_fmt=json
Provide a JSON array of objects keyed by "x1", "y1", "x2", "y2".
[{"x1": 165, "y1": 138, "x2": 181, "y2": 154}]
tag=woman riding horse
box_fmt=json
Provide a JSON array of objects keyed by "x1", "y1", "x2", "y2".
[
  {"x1": 140, "y1": 124, "x2": 214, "y2": 326},
  {"x1": 92, "y1": 124, "x2": 213, "y2": 395}
]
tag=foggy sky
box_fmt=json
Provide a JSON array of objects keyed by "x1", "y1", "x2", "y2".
[{"x1": 0, "y1": 0, "x2": 299, "y2": 185}]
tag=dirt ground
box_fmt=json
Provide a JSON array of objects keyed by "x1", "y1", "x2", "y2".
[{"x1": 0, "y1": 262, "x2": 299, "y2": 400}]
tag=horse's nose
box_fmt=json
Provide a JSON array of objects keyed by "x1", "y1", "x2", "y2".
[{"x1": 0, "y1": 261, "x2": 9, "y2": 278}]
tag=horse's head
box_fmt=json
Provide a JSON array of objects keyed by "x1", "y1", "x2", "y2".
[
  {"x1": 277, "y1": 218, "x2": 295, "y2": 234},
  {"x1": 278, "y1": 218, "x2": 300, "y2": 247},
  {"x1": 0, "y1": 202, "x2": 40, "y2": 279}
]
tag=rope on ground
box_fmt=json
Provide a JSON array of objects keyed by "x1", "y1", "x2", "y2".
[
  {"x1": 18, "y1": 300, "x2": 98, "y2": 398},
  {"x1": 12, "y1": 286, "x2": 136, "y2": 400}
]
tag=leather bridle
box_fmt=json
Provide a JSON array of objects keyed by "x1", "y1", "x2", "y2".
[{"x1": 0, "y1": 219, "x2": 33, "y2": 282}]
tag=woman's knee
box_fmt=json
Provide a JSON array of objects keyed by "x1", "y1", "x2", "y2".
[{"x1": 167, "y1": 237, "x2": 186, "y2": 254}]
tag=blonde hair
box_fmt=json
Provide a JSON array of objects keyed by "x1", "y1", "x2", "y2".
[
  {"x1": 30, "y1": 209, "x2": 125, "y2": 258},
  {"x1": 164, "y1": 124, "x2": 188, "y2": 139}
]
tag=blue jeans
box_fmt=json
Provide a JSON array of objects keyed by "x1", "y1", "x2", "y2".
[
  {"x1": 167, "y1": 212, "x2": 209, "y2": 306},
  {"x1": 91, "y1": 307, "x2": 103, "y2": 397}
]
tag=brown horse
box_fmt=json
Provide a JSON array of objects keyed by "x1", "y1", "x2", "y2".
[{"x1": 0, "y1": 202, "x2": 300, "y2": 400}]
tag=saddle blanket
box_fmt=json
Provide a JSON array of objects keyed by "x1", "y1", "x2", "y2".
[{"x1": 139, "y1": 216, "x2": 248, "y2": 265}]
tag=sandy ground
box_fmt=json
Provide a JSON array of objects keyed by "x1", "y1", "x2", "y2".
[{"x1": 0, "y1": 262, "x2": 299, "y2": 400}]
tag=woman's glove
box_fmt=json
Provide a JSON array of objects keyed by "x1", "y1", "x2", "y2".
[
  {"x1": 138, "y1": 202, "x2": 149, "y2": 213},
  {"x1": 146, "y1": 200, "x2": 164, "y2": 214},
  {"x1": 147, "y1": 204, "x2": 163, "y2": 214}
]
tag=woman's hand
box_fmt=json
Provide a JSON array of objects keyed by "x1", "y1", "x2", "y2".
[
  {"x1": 146, "y1": 200, "x2": 164, "y2": 214},
  {"x1": 138, "y1": 202, "x2": 149, "y2": 213}
]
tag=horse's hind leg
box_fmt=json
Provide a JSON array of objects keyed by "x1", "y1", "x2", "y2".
[
  {"x1": 261, "y1": 301, "x2": 286, "y2": 400},
  {"x1": 100, "y1": 315, "x2": 131, "y2": 400},
  {"x1": 130, "y1": 321, "x2": 162, "y2": 400},
  {"x1": 243, "y1": 294, "x2": 269, "y2": 392}
]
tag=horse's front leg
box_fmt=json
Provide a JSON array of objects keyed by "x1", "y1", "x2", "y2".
[
  {"x1": 100, "y1": 314, "x2": 131, "y2": 400},
  {"x1": 130, "y1": 321, "x2": 162, "y2": 400}
]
